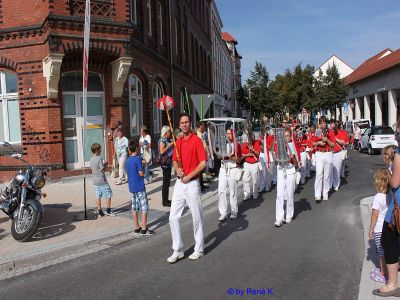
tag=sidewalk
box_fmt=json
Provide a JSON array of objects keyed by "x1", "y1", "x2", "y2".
[
  {"x1": 0, "y1": 167, "x2": 219, "y2": 279},
  {"x1": 359, "y1": 196, "x2": 400, "y2": 300}
]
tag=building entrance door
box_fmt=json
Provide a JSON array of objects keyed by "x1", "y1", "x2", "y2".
[{"x1": 63, "y1": 93, "x2": 105, "y2": 169}]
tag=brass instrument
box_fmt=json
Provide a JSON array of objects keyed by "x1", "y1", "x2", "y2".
[
  {"x1": 207, "y1": 121, "x2": 231, "y2": 159},
  {"x1": 272, "y1": 128, "x2": 291, "y2": 167}
]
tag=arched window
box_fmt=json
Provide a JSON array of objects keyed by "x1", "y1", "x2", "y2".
[
  {"x1": 0, "y1": 71, "x2": 20, "y2": 143},
  {"x1": 129, "y1": 74, "x2": 143, "y2": 136},
  {"x1": 152, "y1": 82, "x2": 163, "y2": 133}
]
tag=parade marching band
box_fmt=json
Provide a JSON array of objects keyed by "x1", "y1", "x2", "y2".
[{"x1": 210, "y1": 115, "x2": 350, "y2": 227}]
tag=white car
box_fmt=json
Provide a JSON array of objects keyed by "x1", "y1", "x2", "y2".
[{"x1": 358, "y1": 126, "x2": 397, "y2": 155}]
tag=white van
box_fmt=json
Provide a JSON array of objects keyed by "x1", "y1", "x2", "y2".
[{"x1": 344, "y1": 119, "x2": 371, "y2": 135}]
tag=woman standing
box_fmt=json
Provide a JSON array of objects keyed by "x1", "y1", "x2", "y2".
[
  {"x1": 159, "y1": 126, "x2": 174, "y2": 207},
  {"x1": 114, "y1": 128, "x2": 128, "y2": 185},
  {"x1": 373, "y1": 147, "x2": 400, "y2": 297},
  {"x1": 139, "y1": 126, "x2": 153, "y2": 184}
]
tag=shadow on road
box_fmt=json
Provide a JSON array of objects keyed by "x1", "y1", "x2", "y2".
[
  {"x1": 31, "y1": 203, "x2": 83, "y2": 241},
  {"x1": 293, "y1": 198, "x2": 312, "y2": 220},
  {"x1": 203, "y1": 213, "x2": 249, "y2": 255}
]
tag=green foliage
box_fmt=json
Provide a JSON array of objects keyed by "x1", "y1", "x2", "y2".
[{"x1": 242, "y1": 61, "x2": 348, "y2": 120}]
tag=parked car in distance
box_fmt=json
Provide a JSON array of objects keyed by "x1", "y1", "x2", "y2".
[{"x1": 358, "y1": 126, "x2": 397, "y2": 155}]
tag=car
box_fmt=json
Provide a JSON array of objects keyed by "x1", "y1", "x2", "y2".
[{"x1": 358, "y1": 126, "x2": 397, "y2": 155}]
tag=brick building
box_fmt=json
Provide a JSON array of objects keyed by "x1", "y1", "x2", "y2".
[{"x1": 0, "y1": 0, "x2": 213, "y2": 178}]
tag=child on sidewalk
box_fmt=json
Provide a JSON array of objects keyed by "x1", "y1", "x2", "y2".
[
  {"x1": 126, "y1": 139, "x2": 155, "y2": 236},
  {"x1": 89, "y1": 143, "x2": 115, "y2": 217},
  {"x1": 369, "y1": 168, "x2": 390, "y2": 283}
]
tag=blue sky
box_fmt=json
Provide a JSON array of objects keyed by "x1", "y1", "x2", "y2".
[{"x1": 215, "y1": 0, "x2": 400, "y2": 82}]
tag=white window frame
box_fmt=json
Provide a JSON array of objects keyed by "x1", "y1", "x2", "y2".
[
  {"x1": 152, "y1": 82, "x2": 163, "y2": 133},
  {"x1": 159, "y1": 2, "x2": 163, "y2": 45},
  {"x1": 129, "y1": 74, "x2": 143, "y2": 137},
  {"x1": 0, "y1": 71, "x2": 20, "y2": 144},
  {"x1": 147, "y1": 0, "x2": 152, "y2": 37},
  {"x1": 130, "y1": 0, "x2": 137, "y2": 24}
]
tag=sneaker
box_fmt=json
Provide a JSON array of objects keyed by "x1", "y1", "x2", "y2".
[
  {"x1": 334, "y1": 187, "x2": 339, "y2": 191},
  {"x1": 323, "y1": 197, "x2": 328, "y2": 201},
  {"x1": 218, "y1": 213, "x2": 228, "y2": 222},
  {"x1": 315, "y1": 198, "x2": 322, "y2": 203},
  {"x1": 188, "y1": 252, "x2": 204, "y2": 260},
  {"x1": 105, "y1": 209, "x2": 116, "y2": 216},
  {"x1": 121, "y1": 178, "x2": 128, "y2": 184},
  {"x1": 140, "y1": 228, "x2": 155, "y2": 236},
  {"x1": 98, "y1": 209, "x2": 105, "y2": 217},
  {"x1": 370, "y1": 271, "x2": 387, "y2": 284},
  {"x1": 134, "y1": 227, "x2": 142, "y2": 234},
  {"x1": 274, "y1": 220, "x2": 283, "y2": 227},
  {"x1": 167, "y1": 251, "x2": 184, "y2": 263},
  {"x1": 230, "y1": 212, "x2": 237, "y2": 220},
  {"x1": 115, "y1": 180, "x2": 123, "y2": 185},
  {"x1": 283, "y1": 217, "x2": 292, "y2": 224}
]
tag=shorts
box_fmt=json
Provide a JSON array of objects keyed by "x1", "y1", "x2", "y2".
[
  {"x1": 94, "y1": 184, "x2": 113, "y2": 199},
  {"x1": 373, "y1": 232, "x2": 384, "y2": 257},
  {"x1": 130, "y1": 191, "x2": 149, "y2": 212},
  {"x1": 381, "y1": 221, "x2": 400, "y2": 264}
]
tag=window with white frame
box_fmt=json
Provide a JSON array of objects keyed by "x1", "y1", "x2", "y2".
[
  {"x1": 130, "y1": 0, "x2": 137, "y2": 24},
  {"x1": 159, "y1": 2, "x2": 163, "y2": 45},
  {"x1": 129, "y1": 74, "x2": 143, "y2": 136},
  {"x1": 152, "y1": 82, "x2": 163, "y2": 133},
  {"x1": 0, "y1": 71, "x2": 21, "y2": 143},
  {"x1": 147, "y1": 0, "x2": 152, "y2": 36}
]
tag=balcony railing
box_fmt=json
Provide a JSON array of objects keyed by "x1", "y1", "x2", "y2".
[{"x1": 70, "y1": 0, "x2": 113, "y2": 19}]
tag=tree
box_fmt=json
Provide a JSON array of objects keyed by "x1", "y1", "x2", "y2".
[{"x1": 244, "y1": 62, "x2": 270, "y2": 119}]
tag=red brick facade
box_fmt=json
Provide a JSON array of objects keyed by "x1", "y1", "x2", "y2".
[{"x1": 0, "y1": 0, "x2": 213, "y2": 180}]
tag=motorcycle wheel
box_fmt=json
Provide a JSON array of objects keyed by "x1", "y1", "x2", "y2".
[{"x1": 11, "y1": 204, "x2": 42, "y2": 242}]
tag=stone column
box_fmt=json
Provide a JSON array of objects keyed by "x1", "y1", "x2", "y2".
[
  {"x1": 364, "y1": 96, "x2": 370, "y2": 121},
  {"x1": 388, "y1": 89, "x2": 397, "y2": 127},
  {"x1": 375, "y1": 93, "x2": 383, "y2": 126},
  {"x1": 355, "y1": 97, "x2": 362, "y2": 119},
  {"x1": 348, "y1": 100, "x2": 354, "y2": 120}
]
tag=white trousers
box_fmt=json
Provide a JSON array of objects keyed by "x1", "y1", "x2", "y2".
[
  {"x1": 300, "y1": 151, "x2": 307, "y2": 183},
  {"x1": 218, "y1": 167, "x2": 238, "y2": 215},
  {"x1": 305, "y1": 152, "x2": 311, "y2": 177},
  {"x1": 258, "y1": 161, "x2": 271, "y2": 192},
  {"x1": 117, "y1": 153, "x2": 128, "y2": 179},
  {"x1": 314, "y1": 151, "x2": 333, "y2": 199},
  {"x1": 341, "y1": 150, "x2": 346, "y2": 178},
  {"x1": 169, "y1": 179, "x2": 204, "y2": 253},
  {"x1": 276, "y1": 167, "x2": 296, "y2": 222},
  {"x1": 272, "y1": 162, "x2": 277, "y2": 184},
  {"x1": 243, "y1": 162, "x2": 259, "y2": 199},
  {"x1": 331, "y1": 152, "x2": 343, "y2": 189}
]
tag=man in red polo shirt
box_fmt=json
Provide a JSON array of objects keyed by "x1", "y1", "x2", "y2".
[
  {"x1": 311, "y1": 116, "x2": 335, "y2": 202},
  {"x1": 167, "y1": 113, "x2": 207, "y2": 264},
  {"x1": 242, "y1": 134, "x2": 261, "y2": 200}
]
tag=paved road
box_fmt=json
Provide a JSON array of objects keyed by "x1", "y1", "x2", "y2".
[{"x1": 0, "y1": 151, "x2": 383, "y2": 300}]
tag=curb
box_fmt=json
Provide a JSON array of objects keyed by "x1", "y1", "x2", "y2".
[{"x1": 0, "y1": 184, "x2": 221, "y2": 280}]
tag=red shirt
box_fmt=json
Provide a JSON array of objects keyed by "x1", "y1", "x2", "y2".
[
  {"x1": 311, "y1": 129, "x2": 336, "y2": 151},
  {"x1": 333, "y1": 130, "x2": 349, "y2": 152},
  {"x1": 297, "y1": 135, "x2": 308, "y2": 152},
  {"x1": 172, "y1": 133, "x2": 207, "y2": 177},
  {"x1": 242, "y1": 140, "x2": 261, "y2": 164}
]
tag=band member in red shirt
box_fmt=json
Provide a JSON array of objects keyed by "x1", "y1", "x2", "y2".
[
  {"x1": 330, "y1": 120, "x2": 349, "y2": 190},
  {"x1": 242, "y1": 134, "x2": 261, "y2": 200},
  {"x1": 338, "y1": 122, "x2": 349, "y2": 178},
  {"x1": 311, "y1": 116, "x2": 335, "y2": 202},
  {"x1": 167, "y1": 113, "x2": 207, "y2": 264},
  {"x1": 275, "y1": 127, "x2": 299, "y2": 227},
  {"x1": 218, "y1": 128, "x2": 242, "y2": 221}
]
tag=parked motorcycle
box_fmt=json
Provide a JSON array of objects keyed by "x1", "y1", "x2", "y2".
[{"x1": 0, "y1": 142, "x2": 49, "y2": 242}]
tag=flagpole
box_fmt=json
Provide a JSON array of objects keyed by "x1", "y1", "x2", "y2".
[{"x1": 82, "y1": 0, "x2": 91, "y2": 220}]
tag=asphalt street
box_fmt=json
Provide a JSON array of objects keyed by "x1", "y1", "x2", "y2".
[{"x1": 0, "y1": 151, "x2": 382, "y2": 300}]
